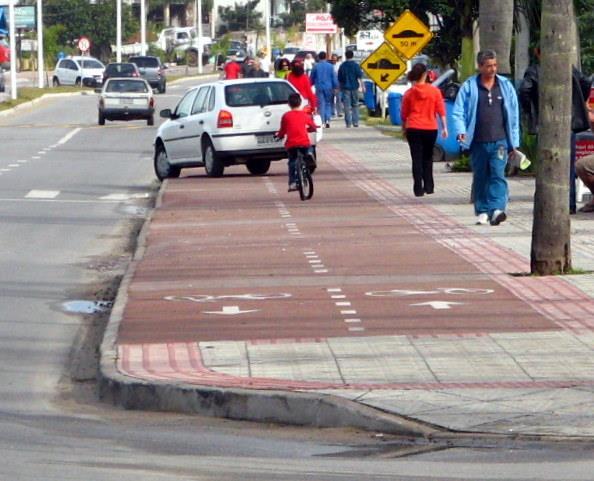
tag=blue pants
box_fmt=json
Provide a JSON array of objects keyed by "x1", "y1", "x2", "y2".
[
  {"x1": 471, "y1": 139, "x2": 508, "y2": 216},
  {"x1": 341, "y1": 89, "x2": 359, "y2": 127},
  {"x1": 317, "y1": 88, "x2": 334, "y2": 124}
]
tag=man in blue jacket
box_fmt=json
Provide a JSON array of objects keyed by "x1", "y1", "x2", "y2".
[
  {"x1": 338, "y1": 49, "x2": 364, "y2": 128},
  {"x1": 453, "y1": 49, "x2": 520, "y2": 226},
  {"x1": 311, "y1": 51, "x2": 338, "y2": 128}
]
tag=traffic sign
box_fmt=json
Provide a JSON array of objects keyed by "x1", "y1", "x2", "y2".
[
  {"x1": 77, "y1": 36, "x2": 91, "y2": 53},
  {"x1": 360, "y1": 42, "x2": 407, "y2": 91},
  {"x1": 384, "y1": 9, "x2": 432, "y2": 59}
]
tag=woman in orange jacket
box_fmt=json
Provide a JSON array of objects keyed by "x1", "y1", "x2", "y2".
[{"x1": 401, "y1": 63, "x2": 448, "y2": 197}]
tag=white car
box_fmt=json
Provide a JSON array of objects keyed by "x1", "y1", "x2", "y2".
[
  {"x1": 153, "y1": 78, "x2": 317, "y2": 179},
  {"x1": 52, "y1": 56, "x2": 105, "y2": 87},
  {"x1": 96, "y1": 77, "x2": 155, "y2": 126}
]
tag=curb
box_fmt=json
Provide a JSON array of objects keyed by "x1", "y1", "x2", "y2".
[
  {"x1": 0, "y1": 91, "x2": 93, "y2": 117},
  {"x1": 96, "y1": 179, "x2": 440, "y2": 439}
]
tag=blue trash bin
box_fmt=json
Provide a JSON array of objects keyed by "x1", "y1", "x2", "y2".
[
  {"x1": 363, "y1": 80, "x2": 376, "y2": 111},
  {"x1": 388, "y1": 92, "x2": 402, "y2": 125},
  {"x1": 435, "y1": 99, "x2": 460, "y2": 160}
]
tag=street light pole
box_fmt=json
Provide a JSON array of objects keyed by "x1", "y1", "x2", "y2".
[
  {"x1": 116, "y1": 0, "x2": 122, "y2": 62},
  {"x1": 140, "y1": 0, "x2": 146, "y2": 56},
  {"x1": 37, "y1": 0, "x2": 44, "y2": 88},
  {"x1": 265, "y1": 0, "x2": 270, "y2": 65},
  {"x1": 9, "y1": 0, "x2": 16, "y2": 99},
  {"x1": 197, "y1": 0, "x2": 203, "y2": 74}
]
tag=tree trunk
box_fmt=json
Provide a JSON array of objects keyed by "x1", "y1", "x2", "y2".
[
  {"x1": 479, "y1": 0, "x2": 514, "y2": 75},
  {"x1": 515, "y1": 8, "x2": 530, "y2": 84},
  {"x1": 530, "y1": 0, "x2": 574, "y2": 275}
]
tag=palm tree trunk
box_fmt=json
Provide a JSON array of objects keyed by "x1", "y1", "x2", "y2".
[
  {"x1": 515, "y1": 7, "x2": 530, "y2": 85},
  {"x1": 530, "y1": 0, "x2": 574, "y2": 275},
  {"x1": 479, "y1": 0, "x2": 514, "y2": 75}
]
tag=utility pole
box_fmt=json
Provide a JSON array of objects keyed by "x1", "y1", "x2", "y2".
[
  {"x1": 9, "y1": 0, "x2": 16, "y2": 99},
  {"x1": 265, "y1": 0, "x2": 270, "y2": 65},
  {"x1": 140, "y1": 0, "x2": 146, "y2": 56},
  {"x1": 196, "y1": 0, "x2": 203, "y2": 74},
  {"x1": 116, "y1": 0, "x2": 122, "y2": 62},
  {"x1": 37, "y1": 0, "x2": 44, "y2": 88}
]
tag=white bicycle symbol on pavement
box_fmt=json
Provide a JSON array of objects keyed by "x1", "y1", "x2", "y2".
[
  {"x1": 164, "y1": 293, "x2": 292, "y2": 303},
  {"x1": 365, "y1": 288, "x2": 494, "y2": 297}
]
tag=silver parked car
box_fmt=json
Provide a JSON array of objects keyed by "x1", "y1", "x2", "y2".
[
  {"x1": 96, "y1": 77, "x2": 155, "y2": 126},
  {"x1": 153, "y1": 78, "x2": 317, "y2": 179}
]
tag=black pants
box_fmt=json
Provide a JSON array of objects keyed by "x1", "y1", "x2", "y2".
[{"x1": 406, "y1": 128, "x2": 438, "y2": 196}]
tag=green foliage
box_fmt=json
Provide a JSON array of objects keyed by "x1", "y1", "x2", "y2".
[
  {"x1": 577, "y1": 1, "x2": 594, "y2": 73},
  {"x1": 219, "y1": 0, "x2": 262, "y2": 32},
  {"x1": 281, "y1": 0, "x2": 327, "y2": 29},
  {"x1": 43, "y1": 24, "x2": 68, "y2": 68},
  {"x1": 43, "y1": 0, "x2": 138, "y2": 61},
  {"x1": 450, "y1": 152, "x2": 471, "y2": 172},
  {"x1": 329, "y1": 0, "x2": 478, "y2": 69}
]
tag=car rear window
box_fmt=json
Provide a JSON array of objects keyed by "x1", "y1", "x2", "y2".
[
  {"x1": 106, "y1": 79, "x2": 148, "y2": 93},
  {"x1": 225, "y1": 82, "x2": 295, "y2": 107},
  {"x1": 81, "y1": 59, "x2": 103, "y2": 69},
  {"x1": 107, "y1": 64, "x2": 136, "y2": 74},
  {"x1": 131, "y1": 57, "x2": 160, "y2": 68}
]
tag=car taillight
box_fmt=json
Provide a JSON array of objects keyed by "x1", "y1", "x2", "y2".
[
  {"x1": 133, "y1": 71, "x2": 139, "y2": 77},
  {"x1": 217, "y1": 110, "x2": 233, "y2": 128},
  {"x1": 149, "y1": 97, "x2": 154, "y2": 108}
]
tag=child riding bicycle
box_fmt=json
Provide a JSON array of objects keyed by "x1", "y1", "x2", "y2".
[{"x1": 275, "y1": 93, "x2": 318, "y2": 192}]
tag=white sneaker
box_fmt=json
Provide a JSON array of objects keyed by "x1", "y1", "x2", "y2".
[
  {"x1": 476, "y1": 213, "x2": 489, "y2": 225},
  {"x1": 490, "y1": 209, "x2": 507, "y2": 226}
]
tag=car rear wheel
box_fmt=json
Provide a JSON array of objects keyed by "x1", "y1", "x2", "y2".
[
  {"x1": 154, "y1": 147, "x2": 181, "y2": 181},
  {"x1": 98, "y1": 112, "x2": 105, "y2": 125},
  {"x1": 246, "y1": 160, "x2": 271, "y2": 175},
  {"x1": 52, "y1": 77, "x2": 60, "y2": 87},
  {"x1": 203, "y1": 139, "x2": 224, "y2": 177},
  {"x1": 159, "y1": 82, "x2": 166, "y2": 94},
  {"x1": 147, "y1": 114, "x2": 154, "y2": 126},
  {"x1": 75, "y1": 77, "x2": 81, "y2": 87}
]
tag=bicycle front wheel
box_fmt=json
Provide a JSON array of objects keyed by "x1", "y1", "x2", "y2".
[{"x1": 298, "y1": 159, "x2": 314, "y2": 201}]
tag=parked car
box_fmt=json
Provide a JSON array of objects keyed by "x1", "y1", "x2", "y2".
[
  {"x1": 0, "y1": 68, "x2": 5, "y2": 93},
  {"x1": 128, "y1": 55, "x2": 167, "y2": 93},
  {"x1": 281, "y1": 46, "x2": 300, "y2": 62},
  {"x1": 153, "y1": 78, "x2": 317, "y2": 179},
  {"x1": 96, "y1": 77, "x2": 155, "y2": 126},
  {"x1": 52, "y1": 56, "x2": 105, "y2": 87},
  {"x1": 102, "y1": 62, "x2": 140, "y2": 84}
]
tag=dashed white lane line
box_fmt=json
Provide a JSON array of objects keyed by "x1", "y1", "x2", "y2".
[
  {"x1": 25, "y1": 190, "x2": 60, "y2": 199},
  {"x1": 32, "y1": 156, "x2": 41, "y2": 160},
  {"x1": 8, "y1": 163, "x2": 19, "y2": 167},
  {"x1": 0, "y1": 168, "x2": 11, "y2": 172},
  {"x1": 17, "y1": 159, "x2": 28, "y2": 163},
  {"x1": 57, "y1": 127, "x2": 81, "y2": 145},
  {"x1": 326, "y1": 288, "x2": 365, "y2": 333}
]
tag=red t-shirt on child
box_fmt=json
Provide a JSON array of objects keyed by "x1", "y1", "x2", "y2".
[{"x1": 277, "y1": 110, "x2": 317, "y2": 149}]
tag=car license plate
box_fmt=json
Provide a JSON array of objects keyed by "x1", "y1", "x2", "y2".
[
  {"x1": 120, "y1": 98, "x2": 134, "y2": 105},
  {"x1": 257, "y1": 134, "x2": 280, "y2": 145}
]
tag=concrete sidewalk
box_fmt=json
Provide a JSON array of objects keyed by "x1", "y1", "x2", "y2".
[{"x1": 100, "y1": 117, "x2": 594, "y2": 440}]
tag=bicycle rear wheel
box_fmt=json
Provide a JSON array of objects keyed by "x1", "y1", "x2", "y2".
[{"x1": 297, "y1": 158, "x2": 314, "y2": 200}]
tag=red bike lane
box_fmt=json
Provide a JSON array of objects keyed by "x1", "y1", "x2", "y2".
[{"x1": 117, "y1": 157, "x2": 556, "y2": 348}]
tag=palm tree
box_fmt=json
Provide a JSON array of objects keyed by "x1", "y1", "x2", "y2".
[
  {"x1": 479, "y1": 0, "x2": 514, "y2": 75},
  {"x1": 530, "y1": 0, "x2": 575, "y2": 275}
]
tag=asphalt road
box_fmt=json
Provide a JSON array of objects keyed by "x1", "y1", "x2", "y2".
[{"x1": 0, "y1": 78, "x2": 593, "y2": 480}]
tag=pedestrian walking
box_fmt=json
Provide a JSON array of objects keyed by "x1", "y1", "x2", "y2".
[
  {"x1": 452, "y1": 49, "x2": 520, "y2": 226},
  {"x1": 274, "y1": 57, "x2": 290, "y2": 79},
  {"x1": 337, "y1": 49, "x2": 363, "y2": 128},
  {"x1": 330, "y1": 54, "x2": 343, "y2": 117},
  {"x1": 303, "y1": 53, "x2": 315, "y2": 77},
  {"x1": 287, "y1": 59, "x2": 317, "y2": 113},
  {"x1": 310, "y1": 51, "x2": 338, "y2": 128},
  {"x1": 223, "y1": 55, "x2": 242, "y2": 79},
  {"x1": 246, "y1": 58, "x2": 269, "y2": 78},
  {"x1": 401, "y1": 63, "x2": 448, "y2": 197}
]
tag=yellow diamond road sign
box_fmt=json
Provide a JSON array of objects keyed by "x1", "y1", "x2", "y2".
[
  {"x1": 361, "y1": 42, "x2": 407, "y2": 91},
  {"x1": 385, "y1": 9, "x2": 432, "y2": 59}
]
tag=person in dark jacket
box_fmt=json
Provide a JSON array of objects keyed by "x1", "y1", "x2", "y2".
[
  {"x1": 246, "y1": 59, "x2": 269, "y2": 78},
  {"x1": 518, "y1": 48, "x2": 592, "y2": 213},
  {"x1": 337, "y1": 50, "x2": 363, "y2": 128}
]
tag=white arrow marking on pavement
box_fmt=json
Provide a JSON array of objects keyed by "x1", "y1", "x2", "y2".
[
  {"x1": 203, "y1": 306, "x2": 259, "y2": 315},
  {"x1": 410, "y1": 301, "x2": 464, "y2": 310}
]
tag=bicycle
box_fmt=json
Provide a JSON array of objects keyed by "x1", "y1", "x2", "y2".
[{"x1": 294, "y1": 149, "x2": 314, "y2": 201}]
